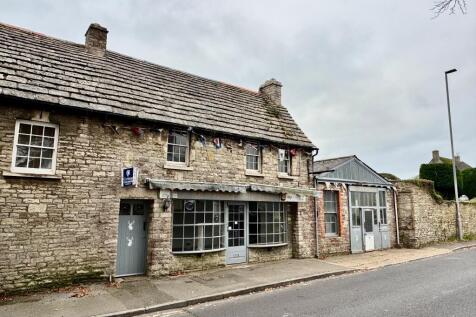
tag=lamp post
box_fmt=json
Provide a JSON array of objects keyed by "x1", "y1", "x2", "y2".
[{"x1": 445, "y1": 68, "x2": 463, "y2": 240}]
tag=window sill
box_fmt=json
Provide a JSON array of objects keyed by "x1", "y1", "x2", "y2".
[
  {"x1": 2, "y1": 171, "x2": 62, "y2": 179},
  {"x1": 172, "y1": 248, "x2": 225, "y2": 255},
  {"x1": 164, "y1": 163, "x2": 193, "y2": 171},
  {"x1": 248, "y1": 243, "x2": 288, "y2": 248},
  {"x1": 324, "y1": 233, "x2": 340, "y2": 238},
  {"x1": 245, "y1": 170, "x2": 264, "y2": 177},
  {"x1": 277, "y1": 173, "x2": 298, "y2": 180}
]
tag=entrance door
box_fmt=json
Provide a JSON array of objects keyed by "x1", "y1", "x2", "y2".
[
  {"x1": 373, "y1": 208, "x2": 382, "y2": 250},
  {"x1": 363, "y1": 209, "x2": 375, "y2": 251},
  {"x1": 225, "y1": 203, "x2": 246, "y2": 264},
  {"x1": 116, "y1": 200, "x2": 148, "y2": 276}
]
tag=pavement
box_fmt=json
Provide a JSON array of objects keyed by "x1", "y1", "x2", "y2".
[
  {"x1": 1, "y1": 240, "x2": 475, "y2": 317},
  {"x1": 152, "y1": 247, "x2": 476, "y2": 317}
]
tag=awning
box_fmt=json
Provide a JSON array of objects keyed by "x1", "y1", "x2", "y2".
[
  {"x1": 147, "y1": 179, "x2": 247, "y2": 193},
  {"x1": 249, "y1": 184, "x2": 318, "y2": 197}
]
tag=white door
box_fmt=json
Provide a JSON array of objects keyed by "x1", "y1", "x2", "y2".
[
  {"x1": 225, "y1": 203, "x2": 247, "y2": 264},
  {"x1": 363, "y1": 209, "x2": 375, "y2": 251}
]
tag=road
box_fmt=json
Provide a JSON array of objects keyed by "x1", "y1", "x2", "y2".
[{"x1": 144, "y1": 248, "x2": 476, "y2": 317}]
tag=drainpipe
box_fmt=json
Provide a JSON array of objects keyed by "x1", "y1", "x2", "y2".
[
  {"x1": 311, "y1": 148, "x2": 320, "y2": 258},
  {"x1": 393, "y1": 187, "x2": 400, "y2": 246}
]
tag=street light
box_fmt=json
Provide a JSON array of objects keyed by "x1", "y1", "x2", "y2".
[{"x1": 444, "y1": 68, "x2": 463, "y2": 240}]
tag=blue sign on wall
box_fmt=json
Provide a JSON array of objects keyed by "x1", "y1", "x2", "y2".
[{"x1": 122, "y1": 167, "x2": 137, "y2": 187}]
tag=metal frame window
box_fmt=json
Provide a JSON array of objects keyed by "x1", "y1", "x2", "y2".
[
  {"x1": 245, "y1": 144, "x2": 261, "y2": 171},
  {"x1": 172, "y1": 200, "x2": 225, "y2": 253},
  {"x1": 277, "y1": 149, "x2": 291, "y2": 174},
  {"x1": 248, "y1": 202, "x2": 287, "y2": 246},
  {"x1": 167, "y1": 130, "x2": 189, "y2": 164},
  {"x1": 11, "y1": 120, "x2": 59, "y2": 175},
  {"x1": 379, "y1": 191, "x2": 388, "y2": 225},
  {"x1": 324, "y1": 190, "x2": 339, "y2": 235}
]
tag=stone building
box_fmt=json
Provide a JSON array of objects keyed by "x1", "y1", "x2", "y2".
[
  {"x1": 429, "y1": 150, "x2": 472, "y2": 171},
  {"x1": 0, "y1": 23, "x2": 318, "y2": 293},
  {"x1": 313, "y1": 156, "x2": 398, "y2": 255}
]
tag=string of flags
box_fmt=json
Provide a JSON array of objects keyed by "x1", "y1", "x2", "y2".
[{"x1": 103, "y1": 124, "x2": 299, "y2": 156}]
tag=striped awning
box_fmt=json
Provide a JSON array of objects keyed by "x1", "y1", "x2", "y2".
[{"x1": 147, "y1": 179, "x2": 247, "y2": 193}]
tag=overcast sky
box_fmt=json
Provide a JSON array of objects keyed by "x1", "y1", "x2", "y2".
[{"x1": 1, "y1": 1, "x2": 474, "y2": 178}]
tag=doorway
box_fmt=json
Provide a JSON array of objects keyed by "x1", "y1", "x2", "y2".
[
  {"x1": 225, "y1": 203, "x2": 247, "y2": 264},
  {"x1": 116, "y1": 200, "x2": 149, "y2": 276}
]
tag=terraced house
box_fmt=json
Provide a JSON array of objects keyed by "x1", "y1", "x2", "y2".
[{"x1": 0, "y1": 23, "x2": 318, "y2": 293}]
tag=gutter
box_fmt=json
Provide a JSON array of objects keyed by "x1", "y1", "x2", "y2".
[
  {"x1": 311, "y1": 148, "x2": 320, "y2": 258},
  {"x1": 393, "y1": 187, "x2": 401, "y2": 246}
]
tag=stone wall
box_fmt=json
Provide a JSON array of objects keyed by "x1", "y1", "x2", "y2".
[
  {"x1": 0, "y1": 102, "x2": 315, "y2": 293},
  {"x1": 395, "y1": 180, "x2": 476, "y2": 248}
]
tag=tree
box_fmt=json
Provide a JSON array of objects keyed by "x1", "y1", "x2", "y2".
[{"x1": 432, "y1": 0, "x2": 468, "y2": 17}]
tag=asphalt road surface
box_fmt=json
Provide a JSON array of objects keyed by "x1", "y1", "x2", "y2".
[{"x1": 145, "y1": 248, "x2": 476, "y2": 317}]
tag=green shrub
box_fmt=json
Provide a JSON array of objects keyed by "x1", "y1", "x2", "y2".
[
  {"x1": 419, "y1": 163, "x2": 462, "y2": 200},
  {"x1": 461, "y1": 168, "x2": 476, "y2": 199}
]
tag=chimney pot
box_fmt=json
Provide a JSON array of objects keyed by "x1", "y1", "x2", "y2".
[
  {"x1": 85, "y1": 23, "x2": 108, "y2": 57},
  {"x1": 455, "y1": 155, "x2": 461, "y2": 163},
  {"x1": 259, "y1": 78, "x2": 282, "y2": 106},
  {"x1": 432, "y1": 150, "x2": 440, "y2": 161}
]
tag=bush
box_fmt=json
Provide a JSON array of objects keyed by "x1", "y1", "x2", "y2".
[
  {"x1": 461, "y1": 168, "x2": 476, "y2": 199},
  {"x1": 379, "y1": 173, "x2": 400, "y2": 181},
  {"x1": 419, "y1": 163, "x2": 462, "y2": 200}
]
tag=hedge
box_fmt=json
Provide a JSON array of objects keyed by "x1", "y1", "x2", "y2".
[
  {"x1": 461, "y1": 168, "x2": 476, "y2": 199},
  {"x1": 419, "y1": 163, "x2": 462, "y2": 200}
]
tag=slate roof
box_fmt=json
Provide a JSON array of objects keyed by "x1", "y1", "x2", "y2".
[
  {"x1": 0, "y1": 23, "x2": 314, "y2": 148},
  {"x1": 314, "y1": 155, "x2": 391, "y2": 186},
  {"x1": 429, "y1": 156, "x2": 472, "y2": 171},
  {"x1": 313, "y1": 155, "x2": 355, "y2": 173}
]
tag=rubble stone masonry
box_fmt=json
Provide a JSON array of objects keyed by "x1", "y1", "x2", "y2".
[
  {"x1": 0, "y1": 102, "x2": 315, "y2": 294},
  {"x1": 396, "y1": 180, "x2": 476, "y2": 248}
]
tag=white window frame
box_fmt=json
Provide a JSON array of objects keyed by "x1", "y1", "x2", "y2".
[
  {"x1": 245, "y1": 143, "x2": 261, "y2": 172},
  {"x1": 277, "y1": 149, "x2": 291, "y2": 175},
  {"x1": 324, "y1": 190, "x2": 339, "y2": 236},
  {"x1": 11, "y1": 119, "x2": 59, "y2": 175},
  {"x1": 166, "y1": 130, "x2": 189, "y2": 165}
]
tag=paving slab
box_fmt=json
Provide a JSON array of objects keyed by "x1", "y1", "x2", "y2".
[
  {"x1": 1, "y1": 241, "x2": 475, "y2": 317},
  {"x1": 0, "y1": 259, "x2": 349, "y2": 317}
]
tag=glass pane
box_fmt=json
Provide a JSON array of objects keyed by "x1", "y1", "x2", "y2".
[
  {"x1": 30, "y1": 147, "x2": 41, "y2": 157},
  {"x1": 173, "y1": 212, "x2": 184, "y2": 224},
  {"x1": 184, "y1": 226, "x2": 194, "y2": 238},
  {"x1": 32, "y1": 125, "x2": 43, "y2": 135},
  {"x1": 31, "y1": 136, "x2": 42, "y2": 146},
  {"x1": 133, "y1": 203, "x2": 145, "y2": 215},
  {"x1": 42, "y1": 148, "x2": 53, "y2": 158},
  {"x1": 172, "y1": 239, "x2": 183, "y2": 252},
  {"x1": 119, "y1": 203, "x2": 130, "y2": 215},
  {"x1": 40, "y1": 159, "x2": 52, "y2": 169},
  {"x1": 15, "y1": 156, "x2": 28, "y2": 167},
  {"x1": 43, "y1": 137, "x2": 55, "y2": 148},
  {"x1": 183, "y1": 239, "x2": 193, "y2": 251},
  {"x1": 44, "y1": 127, "x2": 55, "y2": 137},
  {"x1": 173, "y1": 226, "x2": 183, "y2": 239},
  {"x1": 184, "y1": 212, "x2": 194, "y2": 224},
  {"x1": 28, "y1": 158, "x2": 40, "y2": 168},
  {"x1": 205, "y1": 225, "x2": 213, "y2": 237},
  {"x1": 173, "y1": 200, "x2": 183, "y2": 212},
  {"x1": 19, "y1": 123, "x2": 31, "y2": 134},
  {"x1": 17, "y1": 146, "x2": 29, "y2": 156},
  {"x1": 18, "y1": 134, "x2": 30, "y2": 145}
]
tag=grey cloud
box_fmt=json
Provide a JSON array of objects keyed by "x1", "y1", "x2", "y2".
[{"x1": 1, "y1": 0, "x2": 474, "y2": 178}]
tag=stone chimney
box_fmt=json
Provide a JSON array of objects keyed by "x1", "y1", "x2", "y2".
[
  {"x1": 259, "y1": 78, "x2": 282, "y2": 106},
  {"x1": 455, "y1": 155, "x2": 461, "y2": 163},
  {"x1": 432, "y1": 150, "x2": 441, "y2": 163},
  {"x1": 85, "y1": 23, "x2": 108, "y2": 57}
]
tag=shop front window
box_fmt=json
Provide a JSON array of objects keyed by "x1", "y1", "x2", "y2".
[
  {"x1": 172, "y1": 200, "x2": 225, "y2": 253},
  {"x1": 248, "y1": 202, "x2": 287, "y2": 246}
]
